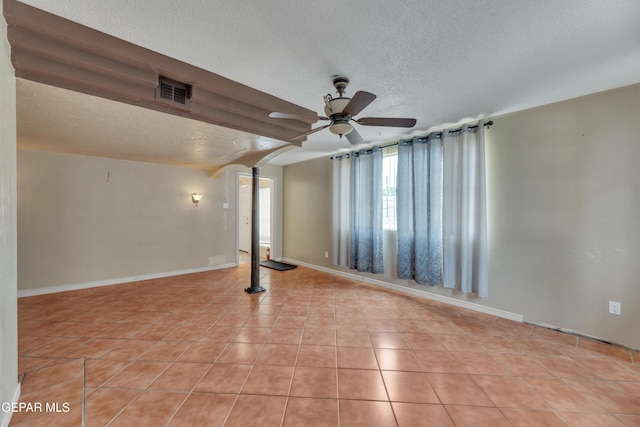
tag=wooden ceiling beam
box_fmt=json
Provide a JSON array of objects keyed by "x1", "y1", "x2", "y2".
[{"x1": 4, "y1": 0, "x2": 311, "y2": 144}]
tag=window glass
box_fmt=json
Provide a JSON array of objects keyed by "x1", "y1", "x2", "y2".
[{"x1": 382, "y1": 146, "x2": 398, "y2": 230}]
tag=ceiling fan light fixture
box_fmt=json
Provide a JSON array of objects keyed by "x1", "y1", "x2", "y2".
[
  {"x1": 324, "y1": 97, "x2": 350, "y2": 115},
  {"x1": 330, "y1": 122, "x2": 353, "y2": 136}
]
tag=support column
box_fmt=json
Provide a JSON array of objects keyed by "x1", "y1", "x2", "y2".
[{"x1": 245, "y1": 166, "x2": 266, "y2": 294}]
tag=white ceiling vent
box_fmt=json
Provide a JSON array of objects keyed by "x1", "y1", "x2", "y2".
[{"x1": 156, "y1": 77, "x2": 191, "y2": 109}]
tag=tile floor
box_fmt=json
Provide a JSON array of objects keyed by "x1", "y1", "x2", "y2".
[{"x1": 12, "y1": 264, "x2": 640, "y2": 426}]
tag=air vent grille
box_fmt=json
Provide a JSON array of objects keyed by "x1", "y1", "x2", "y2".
[{"x1": 156, "y1": 77, "x2": 191, "y2": 108}]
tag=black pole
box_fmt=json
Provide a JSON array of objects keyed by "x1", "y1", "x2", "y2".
[
  {"x1": 330, "y1": 121, "x2": 494, "y2": 159},
  {"x1": 245, "y1": 166, "x2": 266, "y2": 294}
]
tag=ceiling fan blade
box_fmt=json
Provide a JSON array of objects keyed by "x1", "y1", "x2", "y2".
[
  {"x1": 269, "y1": 112, "x2": 329, "y2": 121},
  {"x1": 356, "y1": 117, "x2": 417, "y2": 128},
  {"x1": 290, "y1": 123, "x2": 331, "y2": 141},
  {"x1": 346, "y1": 128, "x2": 363, "y2": 145},
  {"x1": 342, "y1": 91, "x2": 377, "y2": 116}
]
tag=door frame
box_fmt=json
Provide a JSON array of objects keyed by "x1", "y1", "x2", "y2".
[{"x1": 236, "y1": 171, "x2": 276, "y2": 265}]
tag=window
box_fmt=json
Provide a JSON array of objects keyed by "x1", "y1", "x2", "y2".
[{"x1": 382, "y1": 146, "x2": 398, "y2": 230}]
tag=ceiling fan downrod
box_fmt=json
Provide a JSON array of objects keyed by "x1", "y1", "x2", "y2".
[{"x1": 332, "y1": 76, "x2": 350, "y2": 97}]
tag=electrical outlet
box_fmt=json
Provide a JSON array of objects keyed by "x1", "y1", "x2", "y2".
[
  {"x1": 609, "y1": 301, "x2": 621, "y2": 315},
  {"x1": 324, "y1": 251, "x2": 329, "y2": 259}
]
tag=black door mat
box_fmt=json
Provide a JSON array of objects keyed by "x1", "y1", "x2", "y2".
[{"x1": 259, "y1": 260, "x2": 298, "y2": 271}]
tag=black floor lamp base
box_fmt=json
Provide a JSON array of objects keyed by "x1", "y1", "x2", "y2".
[{"x1": 244, "y1": 286, "x2": 266, "y2": 294}]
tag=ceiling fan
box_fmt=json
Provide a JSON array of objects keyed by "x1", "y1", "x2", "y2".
[{"x1": 269, "y1": 76, "x2": 417, "y2": 145}]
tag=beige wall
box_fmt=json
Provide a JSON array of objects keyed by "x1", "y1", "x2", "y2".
[
  {"x1": 17, "y1": 150, "x2": 283, "y2": 292},
  {"x1": 486, "y1": 83, "x2": 640, "y2": 349},
  {"x1": 283, "y1": 157, "x2": 333, "y2": 264},
  {"x1": 1, "y1": 0, "x2": 19, "y2": 417},
  {"x1": 283, "y1": 83, "x2": 640, "y2": 350}
]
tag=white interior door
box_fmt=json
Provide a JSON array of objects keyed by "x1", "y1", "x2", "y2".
[{"x1": 238, "y1": 184, "x2": 251, "y2": 252}]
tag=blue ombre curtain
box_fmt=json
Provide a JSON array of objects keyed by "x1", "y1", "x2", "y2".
[
  {"x1": 349, "y1": 147, "x2": 384, "y2": 274},
  {"x1": 396, "y1": 135, "x2": 443, "y2": 285}
]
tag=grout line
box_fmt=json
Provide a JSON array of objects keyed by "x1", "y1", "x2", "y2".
[
  {"x1": 103, "y1": 390, "x2": 143, "y2": 427},
  {"x1": 220, "y1": 394, "x2": 241, "y2": 427},
  {"x1": 161, "y1": 392, "x2": 191, "y2": 427}
]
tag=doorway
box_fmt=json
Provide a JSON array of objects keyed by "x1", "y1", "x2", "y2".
[{"x1": 237, "y1": 173, "x2": 274, "y2": 264}]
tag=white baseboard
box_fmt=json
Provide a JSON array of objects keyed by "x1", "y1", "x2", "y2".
[
  {"x1": 1, "y1": 382, "x2": 21, "y2": 427},
  {"x1": 17, "y1": 263, "x2": 237, "y2": 298},
  {"x1": 282, "y1": 258, "x2": 524, "y2": 323}
]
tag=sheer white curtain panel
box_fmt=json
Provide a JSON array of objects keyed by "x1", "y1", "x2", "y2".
[
  {"x1": 442, "y1": 121, "x2": 489, "y2": 297},
  {"x1": 332, "y1": 155, "x2": 351, "y2": 267}
]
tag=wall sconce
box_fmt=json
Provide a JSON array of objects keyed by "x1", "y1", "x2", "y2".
[{"x1": 191, "y1": 193, "x2": 203, "y2": 207}]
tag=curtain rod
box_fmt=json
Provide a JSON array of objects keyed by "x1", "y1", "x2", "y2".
[{"x1": 331, "y1": 120, "x2": 493, "y2": 159}]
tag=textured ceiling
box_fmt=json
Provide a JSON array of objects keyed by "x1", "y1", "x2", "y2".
[
  {"x1": 13, "y1": 0, "x2": 640, "y2": 167},
  {"x1": 17, "y1": 79, "x2": 291, "y2": 170}
]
